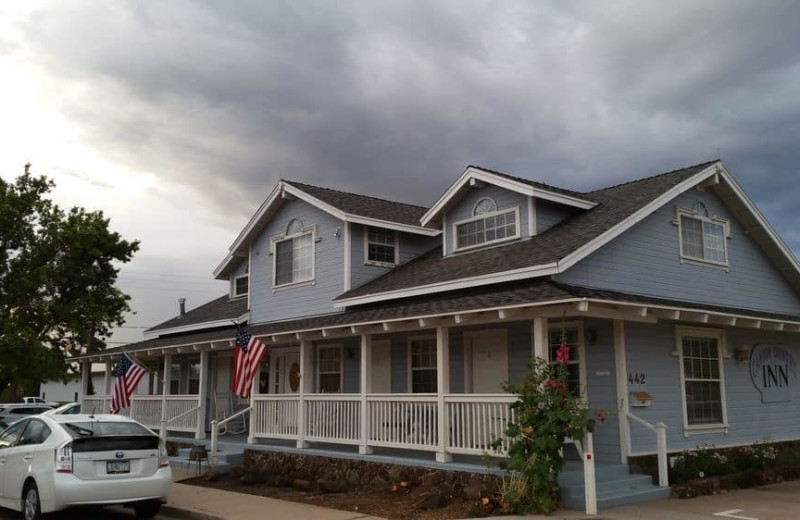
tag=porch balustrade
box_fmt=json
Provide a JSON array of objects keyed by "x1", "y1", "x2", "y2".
[
  {"x1": 159, "y1": 395, "x2": 202, "y2": 432},
  {"x1": 129, "y1": 395, "x2": 163, "y2": 429},
  {"x1": 82, "y1": 396, "x2": 109, "y2": 414},
  {"x1": 248, "y1": 393, "x2": 514, "y2": 456}
]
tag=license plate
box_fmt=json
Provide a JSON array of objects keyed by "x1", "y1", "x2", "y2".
[{"x1": 107, "y1": 460, "x2": 130, "y2": 474}]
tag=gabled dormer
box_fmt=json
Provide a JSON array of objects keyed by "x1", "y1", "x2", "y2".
[{"x1": 421, "y1": 166, "x2": 597, "y2": 256}]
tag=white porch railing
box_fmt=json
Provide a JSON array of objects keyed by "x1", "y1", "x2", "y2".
[
  {"x1": 626, "y1": 412, "x2": 669, "y2": 487},
  {"x1": 305, "y1": 394, "x2": 361, "y2": 445},
  {"x1": 82, "y1": 396, "x2": 110, "y2": 414},
  {"x1": 211, "y1": 406, "x2": 251, "y2": 464},
  {"x1": 445, "y1": 394, "x2": 516, "y2": 455},
  {"x1": 160, "y1": 395, "x2": 202, "y2": 433},
  {"x1": 251, "y1": 394, "x2": 299, "y2": 439},
  {"x1": 367, "y1": 394, "x2": 438, "y2": 451},
  {"x1": 130, "y1": 396, "x2": 163, "y2": 429}
]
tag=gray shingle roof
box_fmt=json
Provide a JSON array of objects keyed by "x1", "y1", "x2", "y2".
[
  {"x1": 146, "y1": 295, "x2": 248, "y2": 333},
  {"x1": 85, "y1": 278, "x2": 800, "y2": 360},
  {"x1": 468, "y1": 164, "x2": 590, "y2": 200},
  {"x1": 336, "y1": 160, "x2": 718, "y2": 301},
  {"x1": 285, "y1": 181, "x2": 428, "y2": 227}
]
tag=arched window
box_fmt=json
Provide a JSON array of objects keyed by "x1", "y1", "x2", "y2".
[
  {"x1": 286, "y1": 218, "x2": 304, "y2": 235},
  {"x1": 473, "y1": 197, "x2": 497, "y2": 215}
]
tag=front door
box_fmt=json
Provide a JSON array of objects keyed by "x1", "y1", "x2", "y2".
[
  {"x1": 465, "y1": 329, "x2": 509, "y2": 393},
  {"x1": 273, "y1": 351, "x2": 300, "y2": 394}
]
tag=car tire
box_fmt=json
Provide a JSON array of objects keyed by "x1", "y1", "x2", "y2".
[
  {"x1": 22, "y1": 482, "x2": 41, "y2": 520},
  {"x1": 133, "y1": 500, "x2": 161, "y2": 518}
]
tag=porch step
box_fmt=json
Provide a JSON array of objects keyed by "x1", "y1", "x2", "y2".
[
  {"x1": 169, "y1": 444, "x2": 244, "y2": 475},
  {"x1": 558, "y1": 463, "x2": 671, "y2": 511}
]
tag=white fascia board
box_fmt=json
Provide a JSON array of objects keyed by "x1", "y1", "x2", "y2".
[
  {"x1": 421, "y1": 166, "x2": 596, "y2": 226},
  {"x1": 142, "y1": 312, "x2": 249, "y2": 340},
  {"x1": 589, "y1": 298, "x2": 800, "y2": 328},
  {"x1": 213, "y1": 183, "x2": 283, "y2": 279},
  {"x1": 344, "y1": 214, "x2": 441, "y2": 236},
  {"x1": 717, "y1": 166, "x2": 800, "y2": 275},
  {"x1": 333, "y1": 262, "x2": 558, "y2": 307},
  {"x1": 558, "y1": 163, "x2": 722, "y2": 272}
]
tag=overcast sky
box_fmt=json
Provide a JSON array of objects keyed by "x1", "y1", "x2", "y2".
[{"x1": 2, "y1": 1, "x2": 800, "y2": 345}]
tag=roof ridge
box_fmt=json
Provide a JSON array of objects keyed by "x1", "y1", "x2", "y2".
[
  {"x1": 589, "y1": 159, "x2": 719, "y2": 194},
  {"x1": 285, "y1": 179, "x2": 429, "y2": 210}
]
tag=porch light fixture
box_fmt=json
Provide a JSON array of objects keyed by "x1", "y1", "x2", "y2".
[
  {"x1": 733, "y1": 344, "x2": 752, "y2": 363},
  {"x1": 332, "y1": 226, "x2": 341, "y2": 238}
]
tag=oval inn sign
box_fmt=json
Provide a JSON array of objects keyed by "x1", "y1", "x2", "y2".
[{"x1": 750, "y1": 344, "x2": 797, "y2": 403}]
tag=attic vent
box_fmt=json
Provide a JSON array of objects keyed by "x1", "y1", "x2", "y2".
[{"x1": 287, "y1": 218, "x2": 304, "y2": 235}]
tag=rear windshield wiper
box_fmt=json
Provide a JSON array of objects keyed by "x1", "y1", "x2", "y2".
[{"x1": 65, "y1": 424, "x2": 95, "y2": 437}]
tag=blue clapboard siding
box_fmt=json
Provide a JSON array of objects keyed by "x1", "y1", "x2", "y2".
[
  {"x1": 537, "y1": 199, "x2": 579, "y2": 234},
  {"x1": 349, "y1": 224, "x2": 438, "y2": 290},
  {"x1": 443, "y1": 184, "x2": 530, "y2": 256},
  {"x1": 556, "y1": 188, "x2": 800, "y2": 316},
  {"x1": 583, "y1": 318, "x2": 621, "y2": 463},
  {"x1": 249, "y1": 199, "x2": 345, "y2": 324},
  {"x1": 624, "y1": 321, "x2": 800, "y2": 454}
]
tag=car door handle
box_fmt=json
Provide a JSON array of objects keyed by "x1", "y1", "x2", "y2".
[
  {"x1": 0, "y1": 458, "x2": 6, "y2": 464},
  {"x1": 23, "y1": 455, "x2": 32, "y2": 461}
]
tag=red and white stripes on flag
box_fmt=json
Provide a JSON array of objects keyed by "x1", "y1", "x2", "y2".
[
  {"x1": 110, "y1": 352, "x2": 147, "y2": 413},
  {"x1": 232, "y1": 324, "x2": 268, "y2": 398}
]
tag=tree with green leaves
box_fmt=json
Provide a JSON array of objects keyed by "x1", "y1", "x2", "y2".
[{"x1": 0, "y1": 166, "x2": 139, "y2": 396}]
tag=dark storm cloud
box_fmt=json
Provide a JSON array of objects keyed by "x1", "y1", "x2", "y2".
[{"x1": 10, "y1": 0, "x2": 800, "y2": 250}]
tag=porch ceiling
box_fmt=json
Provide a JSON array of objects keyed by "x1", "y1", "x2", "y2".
[{"x1": 74, "y1": 281, "x2": 800, "y2": 363}]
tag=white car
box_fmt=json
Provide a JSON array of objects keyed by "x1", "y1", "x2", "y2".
[
  {"x1": 41, "y1": 403, "x2": 81, "y2": 416},
  {"x1": 0, "y1": 414, "x2": 171, "y2": 520},
  {"x1": 0, "y1": 405, "x2": 55, "y2": 429}
]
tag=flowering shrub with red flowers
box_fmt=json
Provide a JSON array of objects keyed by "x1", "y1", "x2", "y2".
[{"x1": 490, "y1": 335, "x2": 597, "y2": 514}]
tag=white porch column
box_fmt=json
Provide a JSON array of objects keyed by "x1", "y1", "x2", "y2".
[
  {"x1": 359, "y1": 333, "x2": 373, "y2": 455},
  {"x1": 196, "y1": 350, "x2": 209, "y2": 440},
  {"x1": 160, "y1": 354, "x2": 172, "y2": 438},
  {"x1": 614, "y1": 320, "x2": 630, "y2": 464},
  {"x1": 103, "y1": 361, "x2": 113, "y2": 413},
  {"x1": 80, "y1": 361, "x2": 90, "y2": 406},
  {"x1": 533, "y1": 317, "x2": 548, "y2": 360},
  {"x1": 248, "y1": 355, "x2": 261, "y2": 444},
  {"x1": 436, "y1": 326, "x2": 451, "y2": 463},
  {"x1": 297, "y1": 340, "x2": 313, "y2": 448}
]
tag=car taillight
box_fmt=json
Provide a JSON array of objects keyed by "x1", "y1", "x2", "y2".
[
  {"x1": 55, "y1": 441, "x2": 73, "y2": 473},
  {"x1": 158, "y1": 442, "x2": 169, "y2": 468}
]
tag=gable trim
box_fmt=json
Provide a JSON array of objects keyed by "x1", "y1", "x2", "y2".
[{"x1": 421, "y1": 166, "x2": 596, "y2": 226}]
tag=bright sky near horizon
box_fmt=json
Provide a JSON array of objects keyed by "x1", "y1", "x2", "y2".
[{"x1": 2, "y1": 1, "x2": 800, "y2": 346}]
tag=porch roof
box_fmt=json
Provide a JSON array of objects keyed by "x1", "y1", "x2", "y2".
[{"x1": 76, "y1": 280, "x2": 800, "y2": 362}]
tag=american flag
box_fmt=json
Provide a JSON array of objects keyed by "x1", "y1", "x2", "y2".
[
  {"x1": 233, "y1": 324, "x2": 267, "y2": 398},
  {"x1": 110, "y1": 353, "x2": 147, "y2": 413}
]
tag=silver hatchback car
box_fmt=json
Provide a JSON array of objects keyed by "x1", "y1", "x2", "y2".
[{"x1": 0, "y1": 413, "x2": 171, "y2": 520}]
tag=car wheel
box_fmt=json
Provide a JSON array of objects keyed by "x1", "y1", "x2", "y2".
[
  {"x1": 133, "y1": 500, "x2": 161, "y2": 518},
  {"x1": 23, "y1": 482, "x2": 41, "y2": 520}
]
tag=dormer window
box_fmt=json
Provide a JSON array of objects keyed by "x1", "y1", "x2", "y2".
[
  {"x1": 453, "y1": 198, "x2": 519, "y2": 251},
  {"x1": 233, "y1": 275, "x2": 249, "y2": 298},
  {"x1": 676, "y1": 204, "x2": 729, "y2": 267},
  {"x1": 272, "y1": 218, "x2": 316, "y2": 288},
  {"x1": 365, "y1": 227, "x2": 398, "y2": 266}
]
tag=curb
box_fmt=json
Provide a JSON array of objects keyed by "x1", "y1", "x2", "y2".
[{"x1": 161, "y1": 504, "x2": 233, "y2": 520}]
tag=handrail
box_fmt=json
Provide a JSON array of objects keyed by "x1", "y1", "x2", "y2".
[
  {"x1": 625, "y1": 412, "x2": 668, "y2": 487},
  {"x1": 159, "y1": 405, "x2": 201, "y2": 440},
  {"x1": 210, "y1": 406, "x2": 251, "y2": 465}
]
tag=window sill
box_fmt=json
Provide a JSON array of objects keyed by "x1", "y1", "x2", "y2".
[
  {"x1": 680, "y1": 256, "x2": 729, "y2": 272},
  {"x1": 683, "y1": 423, "x2": 729, "y2": 437},
  {"x1": 273, "y1": 279, "x2": 315, "y2": 293},
  {"x1": 364, "y1": 260, "x2": 397, "y2": 268}
]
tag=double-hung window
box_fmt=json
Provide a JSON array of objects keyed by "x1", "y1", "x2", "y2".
[
  {"x1": 409, "y1": 337, "x2": 437, "y2": 393},
  {"x1": 548, "y1": 324, "x2": 584, "y2": 397},
  {"x1": 317, "y1": 346, "x2": 342, "y2": 393},
  {"x1": 365, "y1": 227, "x2": 398, "y2": 266},
  {"x1": 454, "y1": 197, "x2": 519, "y2": 251},
  {"x1": 677, "y1": 327, "x2": 728, "y2": 432},
  {"x1": 677, "y1": 205, "x2": 729, "y2": 266},
  {"x1": 233, "y1": 274, "x2": 249, "y2": 298},
  {"x1": 273, "y1": 218, "x2": 315, "y2": 288}
]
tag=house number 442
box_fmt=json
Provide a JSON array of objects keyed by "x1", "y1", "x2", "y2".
[{"x1": 628, "y1": 373, "x2": 646, "y2": 385}]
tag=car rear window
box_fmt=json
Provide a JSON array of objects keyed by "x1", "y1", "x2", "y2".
[
  {"x1": 63, "y1": 421, "x2": 154, "y2": 438},
  {"x1": 72, "y1": 435, "x2": 159, "y2": 452}
]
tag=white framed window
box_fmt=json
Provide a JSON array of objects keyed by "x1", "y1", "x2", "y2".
[
  {"x1": 547, "y1": 322, "x2": 586, "y2": 398},
  {"x1": 408, "y1": 336, "x2": 437, "y2": 393},
  {"x1": 453, "y1": 201, "x2": 519, "y2": 251},
  {"x1": 676, "y1": 326, "x2": 728, "y2": 434},
  {"x1": 364, "y1": 227, "x2": 399, "y2": 266},
  {"x1": 271, "y1": 218, "x2": 316, "y2": 288},
  {"x1": 676, "y1": 205, "x2": 729, "y2": 267},
  {"x1": 233, "y1": 274, "x2": 249, "y2": 298},
  {"x1": 317, "y1": 346, "x2": 342, "y2": 393}
]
